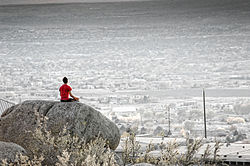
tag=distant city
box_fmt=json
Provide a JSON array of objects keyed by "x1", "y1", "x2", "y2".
[{"x1": 1, "y1": 0, "x2": 250, "y2": 142}]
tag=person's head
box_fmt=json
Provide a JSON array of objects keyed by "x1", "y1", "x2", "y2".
[{"x1": 63, "y1": 77, "x2": 68, "y2": 84}]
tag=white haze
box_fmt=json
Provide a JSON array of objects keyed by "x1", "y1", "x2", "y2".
[{"x1": 0, "y1": 0, "x2": 149, "y2": 6}]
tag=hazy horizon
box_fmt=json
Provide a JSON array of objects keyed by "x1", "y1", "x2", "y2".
[
  {"x1": 0, "y1": 0, "x2": 151, "y2": 6},
  {"x1": 1, "y1": 0, "x2": 250, "y2": 150}
]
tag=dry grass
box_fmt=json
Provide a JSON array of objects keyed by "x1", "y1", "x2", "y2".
[
  {"x1": 1, "y1": 113, "x2": 226, "y2": 166},
  {"x1": 122, "y1": 132, "x2": 141, "y2": 165},
  {"x1": 121, "y1": 134, "x2": 227, "y2": 166},
  {"x1": 1, "y1": 153, "x2": 44, "y2": 166},
  {"x1": 1, "y1": 113, "x2": 118, "y2": 166}
]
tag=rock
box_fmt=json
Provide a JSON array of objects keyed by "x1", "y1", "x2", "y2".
[
  {"x1": 127, "y1": 163, "x2": 156, "y2": 166},
  {"x1": 0, "y1": 100, "x2": 120, "y2": 165},
  {"x1": 0, "y1": 141, "x2": 27, "y2": 164}
]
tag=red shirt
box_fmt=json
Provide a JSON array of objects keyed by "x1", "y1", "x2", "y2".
[{"x1": 59, "y1": 84, "x2": 72, "y2": 100}]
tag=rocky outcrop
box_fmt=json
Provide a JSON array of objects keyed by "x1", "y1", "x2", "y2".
[
  {"x1": 0, "y1": 141, "x2": 27, "y2": 164},
  {"x1": 132, "y1": 163, "x2": 156, "y2": 166},
  {"x1": 0, "y1": 100, "x2": 120, "y2": 165}
]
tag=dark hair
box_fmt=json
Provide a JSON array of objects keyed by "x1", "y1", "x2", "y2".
[{"x1": 63, "y1": 77, "x2": 68, "y2": 84}]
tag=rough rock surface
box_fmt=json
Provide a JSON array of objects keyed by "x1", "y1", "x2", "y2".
[
  {"x1": 0, "y1": 100, "x2": 120, "y2": 164},
  {"x1": 0, "y1": 141, "x2": 27, "y2": 164},
  {"x1": 130, "y1": 163, "x2": 155, "y2": 166}
]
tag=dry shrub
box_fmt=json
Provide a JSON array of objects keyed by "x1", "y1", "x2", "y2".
[
  {"x1": 1, "y1": 113, "x2": 225, "y2": 166},
  {"x1": 82, "y1": 137, "x2": 117, "y2": 166},
  {"x1": 138, "y1": 141, "x2": 156, "y2": 164},
  {"x1": 122, "y1": 133, "x2": 225, "y2": 166},
  {"x1": 34, "y1": 113, "x2": 118, "y2": 166},
  {"x1": 179, "y1": 138, "x2": 203, "y2": 165},
  {"x1": 1, "y1": 153, "x2": 44, "y2": 166},
  {"x1": 201, "y1": 144, "x2": 212, "y2": 164},
  {"x1": 158, "y1": 140, "x2": 179, "y2": 165},
  {"x1": 122, "y1": 132, "x2": 141, "y2": 166},
  {"x1": 213, "y1": 141, "x2": 223, "y2": 164},
  {"x1": 1, "y1": 113, "x2": 118, "y2": 166}
]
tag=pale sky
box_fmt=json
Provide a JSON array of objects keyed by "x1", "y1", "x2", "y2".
[{"x1": 0, "y1": 0, "x2": 149, "y2": 5}]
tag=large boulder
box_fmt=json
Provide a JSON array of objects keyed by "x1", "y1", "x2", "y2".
[
  {"x1": 0, "y1": 141, "x2": 27, "y2": 164},
  {"x1": 0, "y1": 100, "x2": 120, "y2": 164}
]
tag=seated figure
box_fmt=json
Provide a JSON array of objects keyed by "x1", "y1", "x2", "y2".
[{"x1": 59, "y1": 77, "x2": 79, "y2": 102}]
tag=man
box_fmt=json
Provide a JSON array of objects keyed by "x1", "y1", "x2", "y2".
[{"x1": 59, "y1": 77, "x2": 79, "y2": 102}]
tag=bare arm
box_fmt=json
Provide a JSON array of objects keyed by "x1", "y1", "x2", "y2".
[{"x1": 69, "y1": 91, "x2": 79, "y2": 101}]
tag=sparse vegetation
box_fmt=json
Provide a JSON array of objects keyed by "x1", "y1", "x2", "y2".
[
  {"x1": 1, "y1": 113, "x2": 118, "y2": 166},
  {"x1": 1, "y1": 113, "x2": 226, "y2": 166},
  {"x1": 1, "y1": 153, "x2": 44, "y2": 166},
  {"x1": 122, "y1": 132, "x2": 141, "y2": 165},
  {"x1": 121, "y1": 133, "x2": 226, "y2": 166}
]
